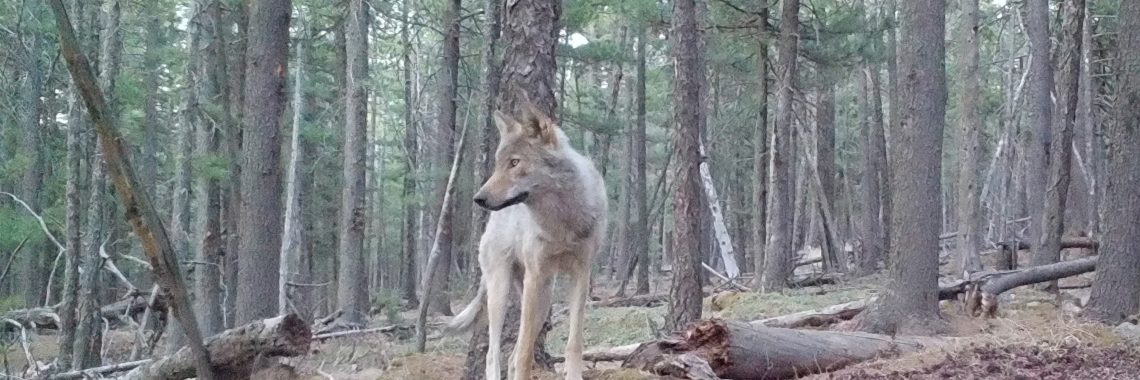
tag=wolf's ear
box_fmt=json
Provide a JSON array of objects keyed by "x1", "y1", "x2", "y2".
[
  {"x1": 521, "y1": 103, "x2": 559, "y2": 147},
  {"x1": 493, "y1": 110, "x2": 518, "y2": 137}
]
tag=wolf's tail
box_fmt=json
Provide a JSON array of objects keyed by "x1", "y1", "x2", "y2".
[{"x1": 443, "y1": 280, "x2": 486, "y2": 335}]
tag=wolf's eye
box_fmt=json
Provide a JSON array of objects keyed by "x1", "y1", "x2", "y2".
[{"x1": 509, "y1": 159, "x2": 520, "y2": 168}]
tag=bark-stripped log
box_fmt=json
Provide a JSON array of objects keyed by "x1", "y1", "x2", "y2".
[{"x1": 622, "y1": 319, "x2": 944, "y2": 380}]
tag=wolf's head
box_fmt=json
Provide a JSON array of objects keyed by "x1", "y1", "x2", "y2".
[{"x1": 473, "y1": 104, "x2": 571, "y2": 211}]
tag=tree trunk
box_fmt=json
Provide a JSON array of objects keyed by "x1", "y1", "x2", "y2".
[
  {"x1": 1024, "y1": 0, "x2": 1054, "y2": 266},
  {"x1": 280, "y1": 9, "x2": 306, "y2": 318},
  {"x1": 633, "y1": 28, "x2": 651, "y2": 295},
  {"x1": 194, "y1": 0, "x2": 228, "y2": 338},
  {"x1": 1033, "y1": 0, "x2": 1083, "y2": 292},
  {"x1": 17, "y1": 15, "x2": 47, "y2": 321},
  {"x1": 57, "y1": 0, "x2": 87, "y2": 369},
  {"x1": 623, "y1": 319, "x2": 944, "y2": 380},
  {"x1": 1085, "y1": 0, "x2": 1140, "y2": 325},
  {"x1": 167, "y1": 4, "x2": 200, "y2": 351},
  {"x1": 236, "y1": 0, "x2": 290, "y2": 324},
  {"x1": 666, "y1": 0, "x2": 707, "y2": 332},
  {"x1": 860, "y1": 0, "x2": 947, "y2": 336},
  {"x1": 751, "y1": 3, "x2": 770, "y2": 285},
  {"x1": 336, "y1": 0, "x2": 370, "y2": 326},
  {"x1": 760, "y1": 0, "x2": 800, "y2": 292},
  {"x1": 955, "y1": 0, "x2": 983, "y2": 275},
  {"x1": 698, "y1": 139, "x2": 740, "y2": 279},
  {"x1": 426, "y1": 0, "x2": 460, "y2": 317},
  {"x1": 399, "y1": 0, "x2": 420, "y2": 311},
  {"x1": 815, "y1": 83, "x2": 839, "y2": 272},
  {"x1": 857, "y1": 67, "x2": 887, "y2": 276},
  {"x1": 222, "y1": 0, "x2": 248, "y2": 329}
]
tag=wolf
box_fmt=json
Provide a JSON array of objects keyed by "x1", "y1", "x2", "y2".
[{"x1": 446, "y1": 104, "x2": 608, "y2": 380}]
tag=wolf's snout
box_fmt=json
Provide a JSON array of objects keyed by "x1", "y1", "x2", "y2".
[{"x1": 473, "y1": 193, "x2": 489, "y2": 209}]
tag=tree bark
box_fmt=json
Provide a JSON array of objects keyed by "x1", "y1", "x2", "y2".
[
  {"x1": 1033, "y1": 0, "x2": 1083, "y2": 292},
  {"x1": 336, "y1": 0, "x2": 370, "y2": 326},
  {"x1": 860, "y1": 0, "x2": 947, "y2": 336},
  {"x1": 750, "y1": 2, "x2": 770, "y2": 285},
  {"x1": 1024, "y1": 0, "x2": 1054, "y2": 266},
  {"x1": 623, "y1": 319, "x2": 944, "y2": 380},
  {"x1": 222, "y1": 0, "x2": 247, "y2": 329},
  {"x1": 237, "y1": 0, "x2": 290, "y2": 324},
  {"x1": 1085, "y1": 0, "x2": 1140, "y2": 325},
  {"x1": 666, "y1": 0, "x2": 707, "y2": 332},
  {"x1": 955, "y1": 0, "x2": 983, "y2": 275},
  {"x1": 760, "y1": 0, "x2": 800, "y2": 292}
]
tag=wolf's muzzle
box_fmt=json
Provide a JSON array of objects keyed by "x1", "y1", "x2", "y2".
[{"x1": 473, "y1": 191, "x2": 529, "y2": 211}]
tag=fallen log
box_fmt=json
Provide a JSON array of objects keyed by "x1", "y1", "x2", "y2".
[
  {"x1": 592, "y1": 294, "x2": 668, "y2": 308},
  {"x1": 997, "y1": 237, "x2": 1098, "y2": 252},
  {"x1": 979, "y1": 256, "x2": 1097, "y2": 317},
  {"x1": 49, "y1": 314, "x2": 311, "y2": 380},
  {"x1": 750, "y1": 299, "x2": 869, "y2": 329},
  {"x1": 0, "y1": 295, "x2": 166, "y2": 332},
  {"x1": 788, "y1": 273, "x2": 842, "y2": 288},
  {"x1": 622, "y1": 318, "x2": 945, "y2": 380}
]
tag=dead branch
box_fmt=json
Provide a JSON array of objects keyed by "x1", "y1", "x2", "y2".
[
  {"x1": 1, "y1": 192, "x2": 65, "y2": 251},
  {"x1": 414, "y1": 119, "x2": 471, "y2": 352},
  {"x1": 312, "y1": 324, "x2": 413, "y2": 341},
  {"x1": 702, "y1": 263, "x2": 751, "y2": 291}
]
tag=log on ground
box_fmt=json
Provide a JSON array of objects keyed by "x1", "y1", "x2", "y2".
[
  {"x1": 979, "y1": 256, "x2": 1097, "y2": 317},
  {"x1": 80, "y1": 314, "x2": 311, "y2": 380},
  {"x1": 751, "y1": 298, "x2": 869, "y2": 329},
  {"x1": 622, "y1": 318, "x2": 945, "y2": 380}
]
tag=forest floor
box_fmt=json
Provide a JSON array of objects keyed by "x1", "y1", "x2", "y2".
[
  {"x1": 3, "y1": 253, "x2": 1137, "y2": 379},
  {"x1": 285, "y1": 262, "x2": 1140, "y2": 380}
]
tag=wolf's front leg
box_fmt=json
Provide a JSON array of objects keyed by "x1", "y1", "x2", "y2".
[
  {"x1": 485, "y1": 266, "x2": 511, "y2": 380},
  {"x1": 563, "y1": 262, "x2": 590, "y2": 380},
  {"x1": 512, "y1": 269, "x2": 551, "y2": 380}
]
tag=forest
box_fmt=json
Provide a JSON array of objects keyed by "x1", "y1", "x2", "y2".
[{"x1": 1, "y1": 0, "x2": 1139, "y2": 378}]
